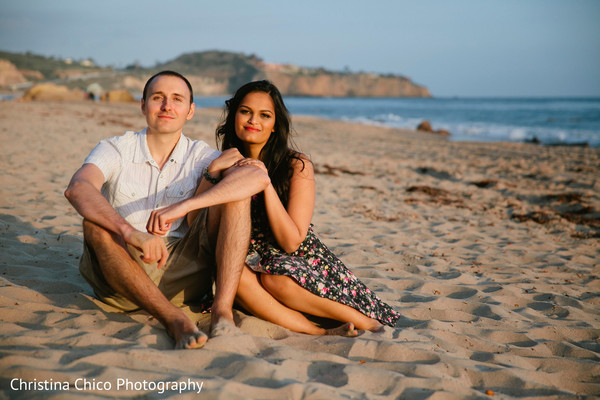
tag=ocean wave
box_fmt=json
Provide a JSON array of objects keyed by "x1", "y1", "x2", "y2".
[{"x1": 285, "y1": 97, "x2": 600, "y2": 147}]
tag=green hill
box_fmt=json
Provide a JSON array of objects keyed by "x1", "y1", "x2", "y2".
[
  {"x1": 1, "y1": 50, "x2": 431, "y2": 97},
  {"x1": 0, "y1": 50, "x2": 101, "y2": 80}
]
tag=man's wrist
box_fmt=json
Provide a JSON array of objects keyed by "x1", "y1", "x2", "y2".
[
  {"x1": 119, "y1": 223, "x2": 137, "y2": 241},
  {"x1": 203, "y1": 168, "x2": 222, "y2": 185}
]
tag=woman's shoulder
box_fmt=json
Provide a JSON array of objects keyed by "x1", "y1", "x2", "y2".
[
  {"x1": 290, "y1": 152, "x2": 314, "y2": 177},
  {"x1": 290, "y1": 151, "x2": 311, "y2": 163}
]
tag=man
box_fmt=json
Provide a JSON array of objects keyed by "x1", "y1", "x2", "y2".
[{"x1": 65, "y1": 71, "x2": 269, "y2": 349}]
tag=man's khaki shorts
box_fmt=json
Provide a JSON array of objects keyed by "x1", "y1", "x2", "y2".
[{"x1": 79, "y1": 208, "x2": 215, "y2": 311}]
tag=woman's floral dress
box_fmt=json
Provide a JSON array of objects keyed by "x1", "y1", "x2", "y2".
[{"x1": 246, "y1": 194, "x2": 400, "y2": 327}]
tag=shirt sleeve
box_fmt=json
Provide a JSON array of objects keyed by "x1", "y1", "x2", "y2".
[
  {"x1": 202, "y1": 148, "x2": 222, "y2": 169},
  {"x1": 83, "y1": 139, "x2": 122, "y2": 183},
  {"x1": 192, "y1": 141, "x2": 221, "y2": 173}
]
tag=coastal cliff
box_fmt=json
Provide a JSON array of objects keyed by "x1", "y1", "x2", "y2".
[
  {"x1": 159, "y1": 51, "x2": 431, "y2": 97},
  {"x1": 263, "y1": 64, "x2": 431, "y2": 97},
  {"x1": 1, "y1": 50, "x2": 431, "y2": 98}
]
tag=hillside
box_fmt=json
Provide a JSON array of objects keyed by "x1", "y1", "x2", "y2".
[
  {"x1": 0, "y1": 50, "x2": 103, "y2": 81},
  {"x1": 0, "y1": 50, "x2": 431, "y2": 97},
  {"x1": 156, "y1": 51, "x2": 432, "y2": 97}
]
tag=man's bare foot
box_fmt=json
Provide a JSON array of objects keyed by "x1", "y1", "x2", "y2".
[
  {"x1": 325, "y1": 322, "x2": 358, "y2": 337},
  {"x1": 210, "y1": 318, "x2": 243, "y2": 337},
  {"x1": 209, "y1": 308, "x2": 243, "y2": 337},
  {"x1": 208, "y1": 306, "x2": 242, "y2": 337},
  {"x1": 168, "y1": 316, "x2": 208, "y2": 349}
]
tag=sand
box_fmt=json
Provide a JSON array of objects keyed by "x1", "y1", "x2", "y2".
[{"x1": 0, "y1": 100, "x2": 599, "y2": 399}]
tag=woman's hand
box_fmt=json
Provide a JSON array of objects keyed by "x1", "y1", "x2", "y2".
[
  {"x1": 207, "y1": 148, "x2": 245, "y2": 177},
  {"x1": 234, "y1": 158, "x2": 269, "y2": 175},
  {"x1": 146, "y1": 201, "x2": 190, "y2": 236}
]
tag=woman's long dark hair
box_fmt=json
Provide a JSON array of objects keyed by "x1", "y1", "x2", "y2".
[{"x1": 216, "y1": 80, "x2": 304, "y2": 206}]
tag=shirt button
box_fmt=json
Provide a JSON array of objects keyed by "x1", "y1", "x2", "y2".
[
  {"x1": 179, "y1": 191, "x2": 184, "y2": 195},
  {"x1": 131, "y1": 193, "x2": 135, "y2": 197}
]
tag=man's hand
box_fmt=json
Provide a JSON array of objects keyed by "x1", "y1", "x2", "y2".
[
  {"x1": 123, "y1": 229, "x2": 169, "y2": 268},
  {"x1": 146, "y1": 201, "x2": 190, "y2": 236}
]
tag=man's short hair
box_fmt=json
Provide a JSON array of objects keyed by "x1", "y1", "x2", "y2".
[{"x1": 142, "y1": 70, "x2": 194, "y2": 103}]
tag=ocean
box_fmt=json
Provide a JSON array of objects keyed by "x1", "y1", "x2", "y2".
[{"x1": 195, "y1": 96, "x2": 600, "y2": 147}]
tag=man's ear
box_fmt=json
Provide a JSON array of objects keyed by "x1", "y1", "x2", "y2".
[
  {"x1": 186, "y1": 102, "x2": 195, "y2": 121},
  {"x1": 141, "y1": 98, "x2": 147, "y2": 116}
]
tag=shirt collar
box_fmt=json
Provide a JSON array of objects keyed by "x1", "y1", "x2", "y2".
[
  {"x1": 133, "y1": 128, "x2": 189, "y2": 165},
  {"x1": 169, "y1": 132, "x2": 189, "y2": 164},
  {"x1": 132, "y1": 128, "x2": 152, "y2": 164}
]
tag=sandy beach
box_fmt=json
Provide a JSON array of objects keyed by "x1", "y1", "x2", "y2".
[{"x1": 0, "y1": 100, "x2": 599, "y2": 399}]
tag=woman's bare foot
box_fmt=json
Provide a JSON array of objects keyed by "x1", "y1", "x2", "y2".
[
  {"x1": 168, "y1": 316, "x2": 208, "y2": 349},
  {"x1": 367, "y1": 322, "x2": 384, "y2": 333},
  {"x1": 325, "y1": 322, "x2": 358, "y2": 337}
]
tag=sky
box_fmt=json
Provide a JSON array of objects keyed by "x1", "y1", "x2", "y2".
[{"x1": 1, "y1": 0, "x2": 599, "y2": 97}]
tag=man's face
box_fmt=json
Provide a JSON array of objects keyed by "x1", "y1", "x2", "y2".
[{"x1": 142, "y1": 75, "x2": 195, "y2": 136}]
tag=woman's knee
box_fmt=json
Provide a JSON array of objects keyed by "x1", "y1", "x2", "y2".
[
  {"x1": 237, "y1": 267, "x2": 257, "y2": 294},
  {"x1": 260, "y1": 274, "x2": 295, "y2": 297},
  {"x1": 235, "y1": 267, "x2": 261, "y2": 306}
]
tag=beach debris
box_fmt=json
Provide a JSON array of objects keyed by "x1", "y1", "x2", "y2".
[
  {"x1": 407, "y1": 185, "x2": 450, "y2": 197},
  {"x1": 511, "y1": 211, "x2": 555, "y2": 224},
  {"x1": 471, "y1": 179, "x2": 498, "y2": 188},
  {"x1": 511, "y1": 192, "x2": 600, "y2": 236},
  {"x1": 314, "y1": 163, "x2": 365, "y2": 176},
  {"x1": 542, "y1": 192, "x2": 584, "y2": 203},
  {"x1": 405, "y1": 185, "x2": 467, "y2": 208},
  {"x1": 485, "y1": 389, "x2": 495, "y2": 395},
  {"x1": 416, "y1": 120, "x2": 451, "y2": 135}
]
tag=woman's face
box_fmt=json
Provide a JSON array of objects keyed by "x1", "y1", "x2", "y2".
[{"x1": 235, "y1": 91, "x2": 276, "y2": 151}]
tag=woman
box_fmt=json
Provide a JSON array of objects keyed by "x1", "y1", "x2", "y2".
[{"x1": 216, "y1": 80, "x2": 399, "y2": 335}]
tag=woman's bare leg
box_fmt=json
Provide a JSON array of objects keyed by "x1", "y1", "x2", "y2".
[
  {"x1": 261, "y1": 274, "x2": 383, "y2": 332},
  {"x1": 236, "y1": 267, "x2": 357, "y2": 336}
]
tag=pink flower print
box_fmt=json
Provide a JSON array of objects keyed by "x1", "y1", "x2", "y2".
[
  {"x1": 317, "y1": 283, "x2": 326, "y2": 294},
  {"x1": 322, "y1": 270, "x2": 328, "y2": 276},
  {"x1": 351, "y1": 290, "x2": 357, "y2": 296},
  {"x1": 312, "y1": 259, "x2": 319, "y2": 266},
  {"x1": 300, "y1": 276, "x2": 306, "y2": 284}
]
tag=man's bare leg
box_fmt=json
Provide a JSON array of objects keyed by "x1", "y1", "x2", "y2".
[
  {"x1": 206, "y1": 198, "x2": 251, "y2": 335},
  {"x1": 83, "y1": 220, "x2": 207, "y2": 349}
]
